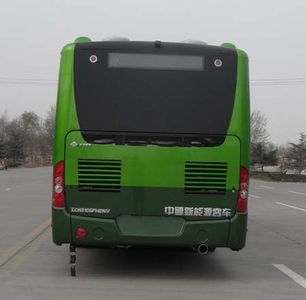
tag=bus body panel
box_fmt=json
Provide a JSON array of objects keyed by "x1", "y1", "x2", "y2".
[
  {"x1": 65, "y1": 131, "x2": 241, "y2": 222},
  {"x1": 52, "y1": 207, "x2": 247, "y2": 249},
  {"x1": 52, "y1": 40, "x2": 250, "y2": 250}
]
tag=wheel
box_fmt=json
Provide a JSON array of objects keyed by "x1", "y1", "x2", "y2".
[{"x1": 230, "y1": 248, "x2": 242, "y2": 251}]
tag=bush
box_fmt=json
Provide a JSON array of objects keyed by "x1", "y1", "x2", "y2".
[{"x1": 251, "y1": 171, "x2": 306, "y2": 182}]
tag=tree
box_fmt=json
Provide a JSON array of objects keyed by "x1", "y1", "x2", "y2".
[
  {"x1": 6, "y1": 119, "x2": 24, "y2": 161},
  {"x1": 263, "y1": 143, "x2": 278, "y2": 166},
  {"x1": 0, "y1": 111, "x2": 9, "y2": 158},
  {"x1": 0, "y1": 111, "x2": 9, "y2": 137},
  {"x1": 0, "y1": 137, "x2": 5, "y2": 158},
  {"x1": 0, "y1": 107, "x2": 56, "y2": 166},
  {"x1": 38, "y1": 106, "x2": 55, "y2": 164},
  {"x1": 20, "y1": 111, "x2": 40, "y2": 161},
  {"x1": 251, "y1": 143, "x2": 278, "y2": 168},
  {"x1": 251, "y1": 109, "x2": 269, "y2": 145},
  {"x1": 250, "y1": 110, "x2": 270, "y2": 171},
  {"x1": 288, "y1": 133, "x2": 306, "y2": 174},
  {"x1": 43, "y1": 105, "x2": 55, "y2": 150}
]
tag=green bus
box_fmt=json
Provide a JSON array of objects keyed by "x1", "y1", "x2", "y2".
[{"x1": 52, "y1": 37, "x2": 250, "y2": 276}]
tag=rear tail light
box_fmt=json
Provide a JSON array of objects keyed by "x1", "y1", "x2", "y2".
[
  {"x1": 76, "y1": 228, "x2": 87, "y2": 238},
  {"x1": 53, "y1": 160, "x2": 65, "y2": 207},
  {"x1": 237, "y1": 166, "x2": 249, "y2": 213}
]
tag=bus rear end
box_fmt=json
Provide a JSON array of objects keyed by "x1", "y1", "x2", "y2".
[{"x1": 52, "y1": 39, "x2": 249, "y2": 254}]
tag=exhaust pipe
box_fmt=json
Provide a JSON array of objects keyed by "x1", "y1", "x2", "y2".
[{"x1": 197, "y1": 244, "x2": 209, "y2": 255}]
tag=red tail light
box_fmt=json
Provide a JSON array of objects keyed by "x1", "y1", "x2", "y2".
[
  {"x1": 53, "y1": 160, "x2": 65, "y2": 207},
  {"x1": 237, "y1": 166, "x2": 249, "y2": 213},
  {"x1": 76, "y1": 228, "x2": 87, "y2": 238}
]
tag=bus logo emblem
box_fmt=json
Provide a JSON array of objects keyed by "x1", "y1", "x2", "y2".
[
  {"x1": 70, "y1": 141, "x2": 92, "y2": 147},
  {"x1": 70, "y1": 141, "x2": 78, "y2": 147}
]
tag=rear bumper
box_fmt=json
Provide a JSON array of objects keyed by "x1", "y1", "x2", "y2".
[{"x1": 52, "y1": 208, "x2": 247, "y2": 249}]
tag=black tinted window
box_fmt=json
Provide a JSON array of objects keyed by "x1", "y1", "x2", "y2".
[{"x1": 74, "y1": 42, "x2": 237, "y2": 135}]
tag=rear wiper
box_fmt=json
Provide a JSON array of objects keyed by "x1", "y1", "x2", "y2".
[
  {"x1": 92, "y1": 138, "x2": 116, "y2": 144},
  {"x1": 189, "y1": 141, "x2": 203, "y2": 146},
  {"x1": 151, "y1": 140, "x2": 180, "y2": 146},
  {"x1": 125, "y1": 140, "x2": 148, "y2": 145}
]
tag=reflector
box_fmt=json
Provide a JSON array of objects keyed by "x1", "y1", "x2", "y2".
[
  {"x1": 237, "y1": 166, "x2": 249, "y2": 213},
  {"x1": 53, "y1": 161, "x2": 65, "y2": 207},
  {"x1": 76, "y1": 228, "x2": 87, "y2": 238}
]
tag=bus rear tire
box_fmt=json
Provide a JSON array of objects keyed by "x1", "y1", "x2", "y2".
[{"x1": 230, "y1": 247, "x2": 242, "y2": 251}]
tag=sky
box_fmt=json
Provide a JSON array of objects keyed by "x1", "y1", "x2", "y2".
[{"x1": 0, "y1": 0, "x2": 306, "y2": 145}]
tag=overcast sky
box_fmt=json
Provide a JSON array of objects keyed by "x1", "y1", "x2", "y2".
[{"x1": 0, "y1": 0, "x2": 306, "y2": 145}]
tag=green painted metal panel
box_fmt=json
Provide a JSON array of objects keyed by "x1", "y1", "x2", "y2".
[
  {"x1": 64, "y1": 132, "x2": 240, "y2": 220},
  {"x1": 52, "y1": 208, "x2": 71, "y2": 244},
  {"x1": 53, "y1": 207, "x2": 246, "y2": 248},
  {"x1": 70, "y1": 214, "x2": 230, "y2": 247},
  {"x1": 66, "y1": 186, "x2": 239, "y2": 220},
  {"x1": 65, "y1": 131, "x2": 240, "y2": 188},
  {"x1": 228, "y1": 213, "x2": 247, "y2": 249},
  {"x1": 52, "y1": 40, "x2": 250, "y2": 249},
  {"x1": 227, "y1": 49, "x2": 250, "y2": 169},
  {"x1": 53, "y1": 43, "x2": 80, "y2": 164}
]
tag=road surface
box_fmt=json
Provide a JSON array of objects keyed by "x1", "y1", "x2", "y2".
[{"x1": 0, "y1": 167, "x2": 306, "y2": 299}]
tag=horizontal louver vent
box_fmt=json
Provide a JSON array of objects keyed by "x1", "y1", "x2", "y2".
[
  {"x1": 184, "y1": 161, "x2": 227, "y2": 194},
  {"x1": 78, "y1": 159, "x2": 121, "y2": 192}
]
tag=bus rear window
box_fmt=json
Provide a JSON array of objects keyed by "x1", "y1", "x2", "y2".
[
  {"x1": 74, "y1": 43, "x2": 237, "y2": 136},
  {"x1": 108, "y1": 53, "x2": 204, "y2": 71}
]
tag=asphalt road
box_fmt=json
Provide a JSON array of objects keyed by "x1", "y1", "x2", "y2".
[{"x1": 0, "y1": 167, "x2": 306, "y2": 299}]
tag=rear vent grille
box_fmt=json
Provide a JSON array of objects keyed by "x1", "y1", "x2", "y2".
[
  {"x1": 184, "y1": 161, "x2": 227, "y2": 194},
  {"x1": 78, "y1": 159, "x2": 121, "y2": 192}
]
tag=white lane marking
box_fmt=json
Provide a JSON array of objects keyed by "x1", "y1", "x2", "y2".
[
  {"x1": 273, "y1": 264, "x2": 306, "y2": 289},
  {"x1": 289, "y1": 191, "x2": 306, "y2": 196},
  {"x1": 259, "y1": 185, "x2": 275, "y2": 190},
  {"x1": 249, "y1": 194, "x2": 262, "y2": 199},
  {"x1": 276, "y1": 202, "x2": 306, "y2": 212}
]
